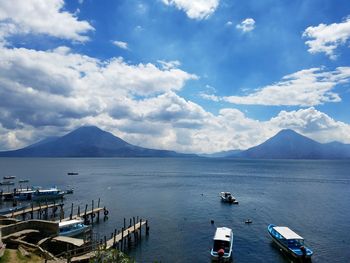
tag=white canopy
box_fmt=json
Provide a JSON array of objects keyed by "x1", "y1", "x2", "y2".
[
  {"x1": 273, "y1": 226, "x2": 303, "y2": 240},
  {"x1": 213, "y1": 227, "x2": 232, "y2": 242},
  {"x1": 59, "y1": 219, "x2": 83, "y2": 228}
]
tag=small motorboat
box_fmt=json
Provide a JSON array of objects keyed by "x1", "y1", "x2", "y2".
[
  {"x1": 210, "y1": 227, "x2": 233, "y2": 261},
  {"x1": 268, "y1": 224, "x2": 313, "y2": 259},
  {"x1": 245, "y1": 219, "x2": 252, "y2": 224},
  {"x1": 65, "y1": 188, "x2": 74, "y2": 194},
  {"x1": 67, "y1": 172, "x2": 79, "y2": 175},
  {"x1": 0, "y1": 181, "x2": 15, "y2": 185},
  {"x1": 219, "y1": 192, "x2": 238, "y2": 204},
  {"x1": 18, "y1": 179, "x2": 29, "y2": 183},
  {"x1": 3, "y1": 176, "x2": 16, "y2": 180},
  {"x1": 59, "y1": 219, "x2": 90, "y2": 237}
]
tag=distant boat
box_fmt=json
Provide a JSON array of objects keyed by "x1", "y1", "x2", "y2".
[
  {"x1": 268, "y1": 224, "x2": 313, "y2": 259},
  {"x1": 59, "y1": 219, "x2": 90, "y2": 237},
  {"x1": 67, "y1": 172, "x2": 79, "y2": 175},
  {"x1": 18, "y1": 179, "x2": 29, "y2": 183},
  {"x1": 219, "y1": 192, "x2": 238, "y2": 204},
  {"x1": 0, "y1": 181, "x2": 15, "y2": 185},
  {"x1": 65, "y1": 188, "x2": 74, "y2": 194},
  {"x1": 3, "y1": 176, "x2": 15, "y2": 180},
  {"x1": 210, "y1": 227, "x2": 233, "y2": 261}
]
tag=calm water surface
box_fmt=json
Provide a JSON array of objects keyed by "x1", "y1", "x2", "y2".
[{"x1": 0, "y1": 158, "x2": 349, "y2": 262}]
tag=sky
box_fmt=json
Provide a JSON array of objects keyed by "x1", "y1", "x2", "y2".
[{"x1": 0, "y1": 0, "x2": 350, "y2": 153}]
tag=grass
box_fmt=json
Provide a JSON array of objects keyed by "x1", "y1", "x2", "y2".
[{"x1": 0, "y1": 249, "x2": 42, "y2": 263}]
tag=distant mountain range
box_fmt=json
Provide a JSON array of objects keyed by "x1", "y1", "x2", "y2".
[
  {"x1": 225, "y1": 129, "x2": 350, "y2": 159},
  {"x1": 0, "y1": 127, "x2": 349, "y2": 159},
  {"x1": 0, "y1": 126, "x2": 193, "y2": 157}
]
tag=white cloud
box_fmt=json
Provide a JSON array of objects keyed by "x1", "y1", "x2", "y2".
[
  {"x1": 157, "y1": 60, "x2": 181, "y2": 70},
  {"x1": 236, "y1": 18, "x2": 255, "y2": 32},
  {"x1": 112, "y1": 40, "x2": 128, "y2": 50},
  {"x1": 269, "y1": 107, "x2": 350, "y2": 143},
  {"x1": 303, "y1": 17, "x2": 350, "y2": 59},
  {"x1": 226, "y1": 21, "x2": 233, "y2": 26},
  {"x1": 204, "y1": 67, "x2": 350, "y2": 106},
  {"x1": 0, "y1": 0, "x2": 94, "y2": 42},
  {"x1": 161, "y1": 0, "x2": 219, "y2": 20}
]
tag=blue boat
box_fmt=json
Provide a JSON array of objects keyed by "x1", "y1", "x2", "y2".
[
  {"x1": 59, "y1": 219, "x2": 90, "y2": 237},
  {"x1": 268, "y1": 224, "x2": 313, "y2": 259},
  {"x1": 210, "y1": 227, "x2": 233, "y2": 261},
  {"x1": 31, "y1": 187, "x2": 65, "y2": 201}
]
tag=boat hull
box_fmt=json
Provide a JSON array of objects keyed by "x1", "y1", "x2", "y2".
[
  {"x1": 268, "y1": 224, "x2": 312, "y2": 259},
  {"x1": 60, "y1": 225, "x2": 89, "y2": 237}
]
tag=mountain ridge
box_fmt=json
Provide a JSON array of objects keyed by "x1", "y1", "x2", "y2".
[{"x1": 0, "y1": 126, "x2": 194, "y2": 158}]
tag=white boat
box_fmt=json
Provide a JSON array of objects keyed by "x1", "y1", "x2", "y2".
[
  {"x1": 268, "y1": 224, "x2": 313, "y2": 259},
  {"x1": 59, "y1": 219, "x2": 90, "y2": 237},
  {"x1": 32, "y1": 187, "x2": 65, "y2": 201},
  {"x1": 219, "y1": 192, "x2": 238, "y2": 204},
  {"x1": 210, "y1": 227, "x2": 233, "y2": 261}
]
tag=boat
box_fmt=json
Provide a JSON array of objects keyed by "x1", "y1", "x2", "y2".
[
  {"x1": 31, "y1": 187, "x2": 65, "y2": 201},
  {"x1": 59, "y1": 219, "x2": 90, "y2": 237},
  {"x1": 268, "y1": 224, "x2": 313, "y2": 259},
  {"x1": 67, "y1": 172, "x2": 79, "y2": 175},
  {"x1": 210, "y1": 227, "x2": 233, "y2": 261},
  {"x1": 14, "y1": 190, "x2": 35, "y2": 201},
  {"x1": 219, "y1": 192, "x2": 238, "y2": 204},
  {"x1": 3, "y1": 176, "x2": 16, "y2": 180},
  {"x1": 18, "y1": 179, "x2": 29, "y2": 183},
  {"x1": 65, "y1": 188, "x2": 74, "y2": 194},
  {"x1": 0, "y1": 181, "x2": 15, "y2": 185}
]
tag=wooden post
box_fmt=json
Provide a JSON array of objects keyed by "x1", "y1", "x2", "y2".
[
  {"x1": 129, "y1": 218, "x2": 132, "y2": 228},
  {"x1": 70, "y1": 203, "x2": 73, "y2": 220},
  {"x1": 121, "y1": 227, "x2": 124, "y2": 252},
  {"x1": 127, "y1": 230, "x2": 130, "y2": 248},
  {"x1": 113, "y1": 229, "x2": 117, "y2": 247},
  {"x1": 91, "y1": 200, "x2": 94, "y2": 225},
  {"x1": 84, "y1": 204, "x2": 88, "y2": 224},
  {"x1": 104, "y1": 235, "x2": 107, "y2": 249},
  {"x1": 31, "y1": 203, "x2": 34, "y2": 219},
  {"x1": 139, "y1": 219, "x2": 142, "y2": 238},
  {"x1": 98, "y1": 198, "x2": 100, "y2": 208},
  {"x1": 77, "y1": 206, "x2": 80, "y2": 217},
  {"x1": 133, "y1": 217, "x2": 136, "y2": 242},
  {"x1": 146, "y1": 220, "x2": 149, "y2": 235},
  {"x1": 123, "y1": 218, "x2": 126, "y2": 229}
]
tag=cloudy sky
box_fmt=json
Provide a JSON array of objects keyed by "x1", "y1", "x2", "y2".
[{"x1": 0, "y1": 0, "x2": 350, "y2": 153}]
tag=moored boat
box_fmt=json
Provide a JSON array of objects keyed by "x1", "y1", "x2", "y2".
[
  {"x1": 0, "y1": 181, "x2": 15, "y2": 185},
  {"x1": 3, "y1": 176, "x2": 16, "y2": 180},
  {"x1": 67, "y1": 172, "x2": 79, "y2": 175},
  {"x1": 219, "y1": 192, "x2": 238, "y2": 204},
  {"x1": 59, "y1": 219, "x2": 90, "y2": 237},
  {"x1": 268, "y1": 224, "x2": 313, "y2": 259},
  {"x1": 210, "y1": 227, "x2": 233, "y2": 261},
  {"x1": 31, "y1": 187, "x2": 65, "y2": 201},
  {"x1": 18, "y1": 179, "x2": 29, "y2": 183}
]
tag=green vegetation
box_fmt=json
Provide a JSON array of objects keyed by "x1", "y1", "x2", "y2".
[
  {"x1": 91, "y1": 249, "x2": 135, "y2": 263},
  {"x1": 0, "y1": 250, "x2": 10, "y2": 263}
]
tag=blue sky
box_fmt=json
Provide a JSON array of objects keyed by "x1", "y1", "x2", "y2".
[{"x1": 0, "y1": 0, "x2": 350, "y2": 153}]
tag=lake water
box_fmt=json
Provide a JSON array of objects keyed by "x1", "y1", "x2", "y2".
[{"x1": 0, "y1": 158, "x2": 349, "y2": 262}]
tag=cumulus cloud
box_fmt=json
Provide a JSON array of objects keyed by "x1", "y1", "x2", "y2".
[
  {"x1": 204, "y1": 67, "x2": 350, "y2": 106},
  {"x1": 303, "y1": 17, "x2": 350, "y2": 59},
  {"x1": 236, "y1": 18, "x2": 255, "y2": 32},
  {"x1": 269, "y1": 107, "x2": 350, "y2": 143},
  {"x1": 0, "y1": 0, "x2": 94, "y2": 42},
  {"x1": 112, "y1": 40, "x2": 128, "y2": 50},
  {"x1": 161, "y1": 0, "x2": 219, "y2": 20}
]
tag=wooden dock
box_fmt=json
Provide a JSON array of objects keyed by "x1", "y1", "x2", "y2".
[
  {"x1": 69, "y1": 219, "x2": 149, "y2": 262},
  {"x1": 2, "y1": 202, "x2": 64, "y2": 219}
]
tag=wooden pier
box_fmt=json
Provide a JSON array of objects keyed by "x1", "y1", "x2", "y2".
[
  {"x1": 2, "y1": 202, "x2": 64, "y2": 220},
  {"x1": 68, "y1": 218, "x2": 149, "y2": 262}
]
